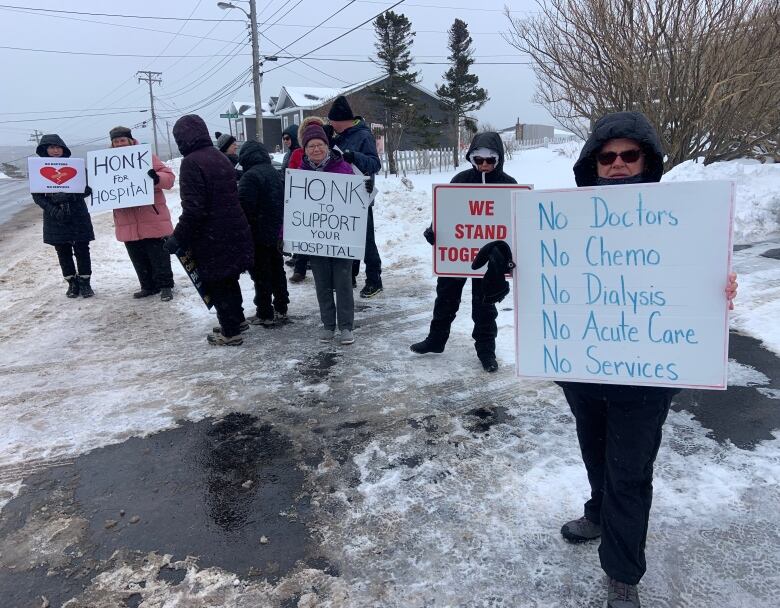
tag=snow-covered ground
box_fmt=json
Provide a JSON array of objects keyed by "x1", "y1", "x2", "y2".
[{"x1": 1, "y1": 142, "x2": 779, "y2": 606}]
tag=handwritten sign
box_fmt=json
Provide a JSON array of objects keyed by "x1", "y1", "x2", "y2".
[
  {"x1": 86, "y1": 144, "x2": 153, "y2": 214},
  {"x1": 283, "y1": 168, "x2": 369, "y2": 260},
  {"x1": 28, "y1": 157, "x2": 86, "y2": 193},
  {"x1": 432, "y1": 184, "x2": 531, "y2": 277},
  {"x1": 513, "y1": 180, "x2": 734, "y2": 389}
]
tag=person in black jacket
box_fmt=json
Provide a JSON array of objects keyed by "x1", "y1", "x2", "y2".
[
  {"x1": 31, "y1": 134, "x2": 95, "y2": 298},
  {"x1": 559, "y1": 111, "x2": 738, "y2": 608},
  {"x1": 280, "y1": 123, "x2": 300, "y2": 172},
  {"x1": 168, "y1": 115, "x2": 254, "y2": 346},
  {"x1": 238, "y1": 140, "x2": 289, "y2": 326},
  {"x1": 410, "y1": 132, "x2": 517, "y2": 372}
]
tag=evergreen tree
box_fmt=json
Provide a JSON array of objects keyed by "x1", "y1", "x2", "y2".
[
  {"x1": 436, "y1": 19, "x2": 488, "y2": 167},
  {"x1": 372, "y1": 11, "x2": 418, "y2": 174}
]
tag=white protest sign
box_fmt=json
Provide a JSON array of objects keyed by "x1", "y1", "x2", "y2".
[
  {"x1": 85, "y1": 144, "x2": 154, "y2": 214},
  {"x1": 283, "y1": 168, "x2": 369, "y2": 260},
  {"x1": 513, "y1": 180, "x2": 734, "y2": 389},
  {"x1": 432, "y1": 183, "x2": 531, "y2": 276},
  {"x1": 28, "y1": 157, "x2": 86, "y2": 193}
]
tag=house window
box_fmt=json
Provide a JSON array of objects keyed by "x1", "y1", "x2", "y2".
[{"x1": 283, "y1": 115, "x2": 288, "y2": 128}]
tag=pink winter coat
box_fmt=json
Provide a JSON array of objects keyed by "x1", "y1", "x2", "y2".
[{"x1": 112, "y1": 153, "x2": 176, "y2": 242}]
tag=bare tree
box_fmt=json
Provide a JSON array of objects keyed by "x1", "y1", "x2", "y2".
[{"x1": 504, "y1": 0, "x2": 780, "y2": 167}]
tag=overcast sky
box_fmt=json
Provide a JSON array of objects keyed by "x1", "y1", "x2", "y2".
[{"x1": 0, "y1": 0, "x2": 546, "y2": 150}]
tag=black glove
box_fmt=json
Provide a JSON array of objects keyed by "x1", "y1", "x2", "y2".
[
  {"x1": 472, "y1": 240, "x2": 515, "y2": 304},
  {"x1": 83, "y1": 185, "x2": 93, "y2": 198},
  {"x1": 342, "y1": 149, "x2": 355, "y2": 164},
  {"x1": 423, "y1": 225, "x2": 435, "y2": 246},
  {"x1": 147, "y1": 169, "x2": 160, "y2": 185},
  {"x1": 323, "y1": 124, "x2": 335, "y2": 145},
  {"x1": 163, "y1": 235, "x2": 182, "y2": 255}
]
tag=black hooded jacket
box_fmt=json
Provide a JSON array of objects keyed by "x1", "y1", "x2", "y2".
[
  {"x1": 238, "y1": 141, "x2": 284, "y2": 247},
  {"x1": 32, "y1": 134, "x2": 95, "y2": 245},
  {"x1": 280, "y1": 124, "x2": 300, "y2": 172},
  {"x1": 562, "y1": 111, "x2": 677, "y2": 399},
  {"x1": 172, "y1": 114, "x2": 253, "y2": 282},
  {"x1": 451, "y1": 132, "x2": 517, "y2": 185}
]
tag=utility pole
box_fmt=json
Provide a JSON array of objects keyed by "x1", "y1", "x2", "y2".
[
  {"x1": 248, "y1": 0, "x2": 263, "y2": 142},
  {"x1": 28, "y1": 129, "x2": 43, "y2": 145},
  {"x1": 166, "y1": 121, "x2": 174, "y2": 162},
  {"x1": 137, "y1": 71, "x2": 162, "y2": 156}
]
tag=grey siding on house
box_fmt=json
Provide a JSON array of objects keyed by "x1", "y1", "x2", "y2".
[{"x1": 242, "y1": 117, "x2": 283, "y2": 150}]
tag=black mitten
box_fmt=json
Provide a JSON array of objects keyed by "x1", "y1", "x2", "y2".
[
  {"x1": 423, "y1": 225, "x2": 435, "y2": 246},
  {"x1": 342, "y1": 149, "x2": 355, "y2": 163},
  {"x1": 83, "y1": 185, "x2": 93, "y2": 198},
  {"x1": 472, "y1": 240, "x2": 515, "y2": 304},
  {"x1": 147, "y1": 169, "x2": 160, "y2": 184},
  {"x1": 163, "y1": 235, "x2": 182, "y2": 255}
]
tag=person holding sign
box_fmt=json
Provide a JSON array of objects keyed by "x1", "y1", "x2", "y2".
[
  {"x1": 31, "y1": 134, "x2": 95, "y2": 298},
  {"x1": 297, "y1": 122, "x2": 357, "y2": 345},
  {"x1": 109, "y1": 126, "x2": 177, "y2": 301},
  {"x1": 168, "y1": 114, "x2": 254, "y2": 346},
  {"x1": 238, "y1": 140, "x2": 289, "y2": 326},
  {"x1": 558, "y1": 112, "x2": 738, "y2": 608},
  {"x1": 410, "y1": 132, "x2": 517, "y2": 372}
]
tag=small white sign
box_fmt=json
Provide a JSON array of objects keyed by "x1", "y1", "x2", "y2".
[
  {"x1": 432, "y1": 183, "x2": 531, "y2": 277},
  {"x1": 283, "y1": 169, "x2": 370, "y2": 260},
  {"x1": 28, "y1": 157, "x2": 86, "y2": 193},
  {"x1": 513, "y1": 180, "x2": 735, "y2": 390},
  {"x1": 85, "y1": 144, "x2": 154, "y2": 214}
]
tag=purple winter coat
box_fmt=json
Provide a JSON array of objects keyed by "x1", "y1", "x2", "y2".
[
  {"x1": 299, "y1": 151, "x2": 354, "y2": 175},
  {"x1": 172, "y1": 115, "x2": 253, "y2": 282}
]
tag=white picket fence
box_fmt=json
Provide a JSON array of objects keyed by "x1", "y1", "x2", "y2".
[
  {"x1": 515, "y1": 135, "x2": 579, "y2": 151},
  {"x1": 380, "y1": 148, "x2": 455, "y2": 175}
]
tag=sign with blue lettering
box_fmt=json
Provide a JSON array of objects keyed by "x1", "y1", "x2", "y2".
[
  {"x1": 283, "y1": 168, "x2": 369, "y2": 260},
  {"x1": 512, "y1": 180, "x2": 735, "y2": 389},
  {"x1": 86, "y1": 144, "x2": 154, "y2": 214}
]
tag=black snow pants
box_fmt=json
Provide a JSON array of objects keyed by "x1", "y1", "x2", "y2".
[
  {"x1": 427, "y1": 276, "x2": 497, "y2": 359},
  {"x1": 250, "y1": 244, "x2": 289, "y2": 320},
  {"x1": 54, "y1": 241, "x2": 92, "y2": 277},
  {"x1": 204, "y1": 275, "x2": 245, "y2": 338},
  {"x1": 561, "y1": 384, "x2": 675, "y2": 585},
  {"x1": 125, "y1": 238, "x2": 174, "y2": 291}
]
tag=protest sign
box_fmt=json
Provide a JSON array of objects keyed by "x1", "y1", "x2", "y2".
[
  {"x1": 513, "y1": 180, "x2": 734, "y2": 389},
  {"x1": 85, "y1": 144, "x2": 154, "y2": 214},
  {"x1": 283, "y1": 168, "x2": 369, "y2": 260},
  {"x1": 176, "y1": 250, "x2": 213, "y2": 309},
  {"x1": 432, "y1": 183, "x2": 531, "y2": 277},
  {"x1": 28, "y1": 157, "x2": 86, "y2": 194}
]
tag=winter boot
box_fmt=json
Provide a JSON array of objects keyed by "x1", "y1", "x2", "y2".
[
  {"x1": 274, "y1": 310, "x2": 289, "y2": 324},
  {"x1": 479, "y1": 355, "x2": 499, "y2": 373},
  {"x1": 160, "y1": 287, "x2": 173, "y2": 301},
  {"x1": 133, "y1": 288, "x2": 160, "y2": 298},
  {"x1": 410, "y1": 337, "x2": 445, "y2": 354},
  {"x1": 290, "y1": 272, "x2": 306, "y2": 283},
  {"x1": 77, "y1": 275, "x2": 94, "y2": 298},
  {"x1": 213, "y1": 320, "x2": 250, "y2": 334},
  {"x1": 207, "y1": 331, "x2": 243, "y2": 346},
  {"x1": 359, "y1": 283, "x2": 383, "y2": 298},
  {"x1": 561, "y1": 516, "x2": 601, "y2": 543},
  {"x1": 65, "y1": 276, "x2": 80, "y2": 298},
  {"x1": 607, "y1": 578, "x2": 640, "y2": 608}
]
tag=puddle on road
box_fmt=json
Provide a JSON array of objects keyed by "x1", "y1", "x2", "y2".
[
  {"x1": 296, "y1": 351, "x2": 341, "y2": 384},
  {"x1": 465, "y1": 405, "x2": 514, "y2": 433},
  {"x1": 759, "y1": 247, "x2": 780, "y2": 259},
  {"x1": 0, "y1": 413, "x2": 333, "y2": 607}
]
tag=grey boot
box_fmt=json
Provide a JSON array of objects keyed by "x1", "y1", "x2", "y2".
[
  {"x1": 607, "y1": 578, "x2": 640, "y2": 608},
  {"x1": 560, "y1": 516, "x2": 601, "y2": 543},
  {"x1": 77, "y1": 275, "x2": 94, "y2": 298},
  {"x1": 65, "y1": 276, "x2": 79, "y2": 298}
]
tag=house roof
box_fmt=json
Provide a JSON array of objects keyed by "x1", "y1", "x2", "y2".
[{"x1": 228, "y1": 100, "x2": 274, "y2": 118}]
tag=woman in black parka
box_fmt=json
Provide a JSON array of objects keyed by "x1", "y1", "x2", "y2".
[
  {"x1": 31, "y1": 134, "x2": 95, "y2": 298},
  {"x1": 168, "y1": 115, "x2": 254, "y2": 346},
  {"x1": 410, "y1": 132, "x2": 517, "y2": 372},
  {"x1": 559, "y1": 111, "x2": 737, "y2": 608},
  {"x1": 238, "y1": 140, "x2": 289, "y2": 326}
]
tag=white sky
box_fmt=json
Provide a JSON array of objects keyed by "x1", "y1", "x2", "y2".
[{"x1": 0, "y1": 0, "x2": 546, "y2": 148}]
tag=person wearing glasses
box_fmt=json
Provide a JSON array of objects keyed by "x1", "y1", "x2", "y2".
[
  {"x1": 559, "y1": 111, "x2": 738, "y2": 608},
  {"x1": 410, "y1": 132, "x2": 517, "y2": 373},
  {"x1": 280, "y1": 123, "x2": 300, "y2": 172}
]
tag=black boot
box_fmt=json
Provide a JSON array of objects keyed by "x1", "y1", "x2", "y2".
[
  {"x1": 65, "y1": 276, "x2": 79, "y2": 298},
  {"x1": 77, "y1": 275, "x2": 94, "y2": 298},
  {"x1": 410, "y1": 337, "x2": 445, "y2": 354},
  {"x1": 479, "y1": 355, "x2": 498, "y2": 373}
]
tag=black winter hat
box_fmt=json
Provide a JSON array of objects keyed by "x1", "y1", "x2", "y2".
[
  {"x1": 327, "y1": 95, "x2": 354, "y2": 121},
  {"x1": 109, "y1": 126, "x2": 133, "y2": 141},
  {"x1": 471, "y1": 240, "x2": 515, "y2": 304}
]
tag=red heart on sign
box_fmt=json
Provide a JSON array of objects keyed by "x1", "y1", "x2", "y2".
[{"x1": 40, "y1": 166, "x2": 78, "y2": 185}]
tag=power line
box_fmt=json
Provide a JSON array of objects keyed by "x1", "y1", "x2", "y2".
[
  {"x1": 0, "y1": 110, "x2": 148, "y2": 124},
  {"x1": 0, "y1": 4, "x2": 244, "y2": 21},
  {"x1": 0, "y1": 106, "x2": 148, "y2": 116},
  {"x1": 0, "y1": 44, "x2": 251, "y2": 57}
]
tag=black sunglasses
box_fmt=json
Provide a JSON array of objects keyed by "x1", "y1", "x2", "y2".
[
  {"x1": 282, "y1": 135, "x2": 291, "y2": 140},
  {"x1": 596, "y1": 149, "x2": 642, "y2": 166},
  {"x1": 473, "y1": 156, "x2": 497, "y2": 165}
]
